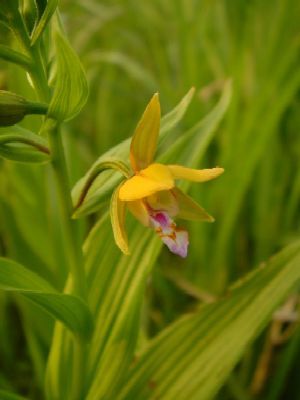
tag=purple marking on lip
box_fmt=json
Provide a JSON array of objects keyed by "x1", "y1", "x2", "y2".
[
  {"x1": 149, "y1": 211, "x2": 189, "y2": 257},
  {"x1": 152, "y1": 212, "x2": 170, "y2": 228}
]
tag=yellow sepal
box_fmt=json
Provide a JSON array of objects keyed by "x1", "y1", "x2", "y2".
[
  {"x1": 168, "y1": 165, "x2": 224, "y2": 182},
  {"x1": 110, "y1": 183, "x2": 130, "y2": 255},
  {"x1": 127, "y1": 200, "x2": 150, "y2": 226},
  {"x1": 130, "y1": 93, "x2": 160, "y2": 171},
  {"x1": 173, "y1": 187, "x2": 214, "y2": 222}
]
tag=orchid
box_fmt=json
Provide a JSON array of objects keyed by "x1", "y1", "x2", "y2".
[{"x1": 111, "y1": 93, "x2": 224, "y2": 257}]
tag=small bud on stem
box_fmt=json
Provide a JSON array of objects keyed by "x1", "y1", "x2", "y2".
[{"x1": 0, "y1": 90, "x2": 48, "y2": 126}]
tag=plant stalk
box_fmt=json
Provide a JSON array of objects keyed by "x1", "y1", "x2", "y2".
[{"x1": 15, "y1": 15, "x2": 88, "y2": 399}]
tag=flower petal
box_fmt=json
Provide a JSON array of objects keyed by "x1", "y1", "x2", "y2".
[
  {"x1": 127, "y1": 200, "x2": 150, "y2": 226},
  {"x1": 150, "y1": 212, "x2": 189, "y2": 258},
  {"x1": 119, "y1": 164, "x2": 174, "y2": 201},
  {"x1": 162, "y1": 229, "x2": 189, "y2": 258},
  {"x1": 110, "y1": 183, "x2": 130, "y2": 255},
  {"x1": 119, "y1": 176, "x2": 172, "y2": 201},
  {"x1": 172, "y1": 188, "x2": 214, "y2": 222},
  {"x1": 147, "y1": 190, "x2": 179, "y2": 216},
  {"x1": 168, "y1": 165, "x2": 224, "y2": 182},
  {"x1": 130, "y1": 93, "x2": 160, "y2": 171},
  {"x1": 141, "y1": 163, "x2": 174, "y2": 185}
]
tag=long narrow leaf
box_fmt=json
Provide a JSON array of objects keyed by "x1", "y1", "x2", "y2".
[
  {"x1": 0, "y1": 258, "x2": 93, "y2": 339},
  {"x1": 117, "y1": 241, "x2": 300, "y2": 400}
]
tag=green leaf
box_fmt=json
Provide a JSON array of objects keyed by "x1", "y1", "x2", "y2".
[
  {"x1": 0, "y1": 126, "x2": 50, "y2": 163},
  {"x1": 0, "y1": 390, "x2": 29, "y2": 400},
  {"x1": 31, "y1": 0, "x2": 58, "y2": 44},
  {"x1": 0, "y1": 45, "x2": 31, "y2": 70},
  {"x1": 48, "y1": 30, "x2": 88, "y2": 122},
  {"x1": 73, "y1": 159, "x2": 130, "y2": 213},
  {"x1": 160, "y1": 87, "x2": 195, "y2": 136},
  {"x1": 117, "y1": 241, "x2": 300, "y2": 400},
  {"x1": 72, "y1": 87, "x2": 196, "y2": 218},
  {"x1": 89, "y1": 51, "x2": 157, "y2": 91},
  {"x1": 0, "y1": 258, "x2": 93, "y2": 339}
]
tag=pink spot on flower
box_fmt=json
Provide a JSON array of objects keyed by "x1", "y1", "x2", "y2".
[
  {"x1": 150, "y1": 211, "x2": 189, "y2": 257},
  {"x1": 152, "y1": 212, "x2": 170, "y2": 228}
]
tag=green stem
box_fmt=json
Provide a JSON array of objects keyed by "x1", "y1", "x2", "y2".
[
  {"x1": 13, "y1": 15, "x2": 87, "y2": 399},
  {"x1": 48, "y1": 124, "x2": 86, "y2": 298},
  {"x1": 26, "y1": 101, "x2": 48, "y2": 115}
]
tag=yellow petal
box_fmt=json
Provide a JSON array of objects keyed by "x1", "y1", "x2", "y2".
[
  {"x1": 168, "y1": 165, "x2": 224, "y2": 182},
  {"x1": 110, "y1": 183, "x2": 130, "y2": 255},
  {"x1": 119, "y1": 176, "x2": 171, "y2": 201},
  {"x1": 130, "y1": 93, "x2": 161, "y2": 171},
  {"x1": 172, "y1": 187, "x2": 214, "y2": 222},
  {"x1": 119, "y1": 164, "x2": 174, "y2": 201},
  {"x1": 141, "y1": 163, "x2": 173, "y2": 183},
  {"x1": 127, "y1": 200, "x2": 150, "y2": 226}
]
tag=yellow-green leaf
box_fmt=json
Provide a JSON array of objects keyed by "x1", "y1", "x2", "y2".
[
  {"x1": 31, "y1": 0, "x2": 58, "y2": 45},
  {"x1": 0, "y1": 258, "x2": 93, "y2": 339},
  {"x1": 117, "y1": 241, "x2": 300, "y2": 400},
  {"x1": 0, "y1": 126, "x2": 50, "y2": 163},
  {"x1": 48, "y1": 30, "x2": 88, "y2": 122}
]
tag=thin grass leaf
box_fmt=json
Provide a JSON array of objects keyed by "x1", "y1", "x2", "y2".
[
  {"x1": 31, "y1": 0, "x2": 59, "y2": 45},
  {"x1": 117, "y1": 241, "x2": 300, "y2": 400}
]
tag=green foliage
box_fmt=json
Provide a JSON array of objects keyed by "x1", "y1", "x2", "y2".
[
  {"x1": 118, "y1": 241, "x2": 300, "y2": 399},
  {"x1": 31, "y1": 0, "x2": 59, "y2": 45},
  {"x1": 48, "y1": 29, "x2": 89, "y2": 122},
  {"x1": 0, "y1": 390, "x2": 29, "y2": 400},
  {"x1": 0, "y1": 258, "x2": 92, "y2": 339},
  {"x1": 0, "y1": 126, "x2": 50, "y2": 163},
  {"x1": 0, "y1": 0, "x2": 300, "y2": 399}
]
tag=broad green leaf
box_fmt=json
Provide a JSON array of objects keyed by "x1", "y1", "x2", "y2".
[
  {"x1": 117, "y1": 241, "x2": 300, "y2": 400},
  {"x1": 71, "y1": 87, "x2": 196, "y2": 218},
  {"x1": 0, "y1": 126, "x2": 50, "y2": 163},
  {"x1": 0, "y1": 390, "x2": 29, "y2": 400},
  {"x1": 0, "y1": 258, "x2": 93, "y2": 339},
  {"x1": 31, "y1": 0, "x2": 59, "y2": 45},
  {"x1": 48, "y1": 30, "x2": 88, "y2": 122}
]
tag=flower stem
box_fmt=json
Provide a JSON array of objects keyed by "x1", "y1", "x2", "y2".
[
  {"x1": 15, "y1": 15, "x2": 88, "y2": 399},
  {"x1": 48, "y1": 123, "x2": 86, "y2": 298}
]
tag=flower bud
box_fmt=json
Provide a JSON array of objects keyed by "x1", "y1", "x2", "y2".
[{"x1": 0, "y1": 90, "x2": 47, "y2": 127}]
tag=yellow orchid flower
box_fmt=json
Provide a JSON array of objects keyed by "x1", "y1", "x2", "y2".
[{"x1": 111, "y1": 93, "x2": 224, "y2": 257}]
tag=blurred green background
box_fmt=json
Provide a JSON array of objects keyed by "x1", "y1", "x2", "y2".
[{"x1": 0, "y1": 0, "x2": 300, "y2": 399}]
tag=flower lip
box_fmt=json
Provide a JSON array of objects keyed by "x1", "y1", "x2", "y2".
[{"x1": 150, "y1": 211, "x2": 189, "y2": 258}]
